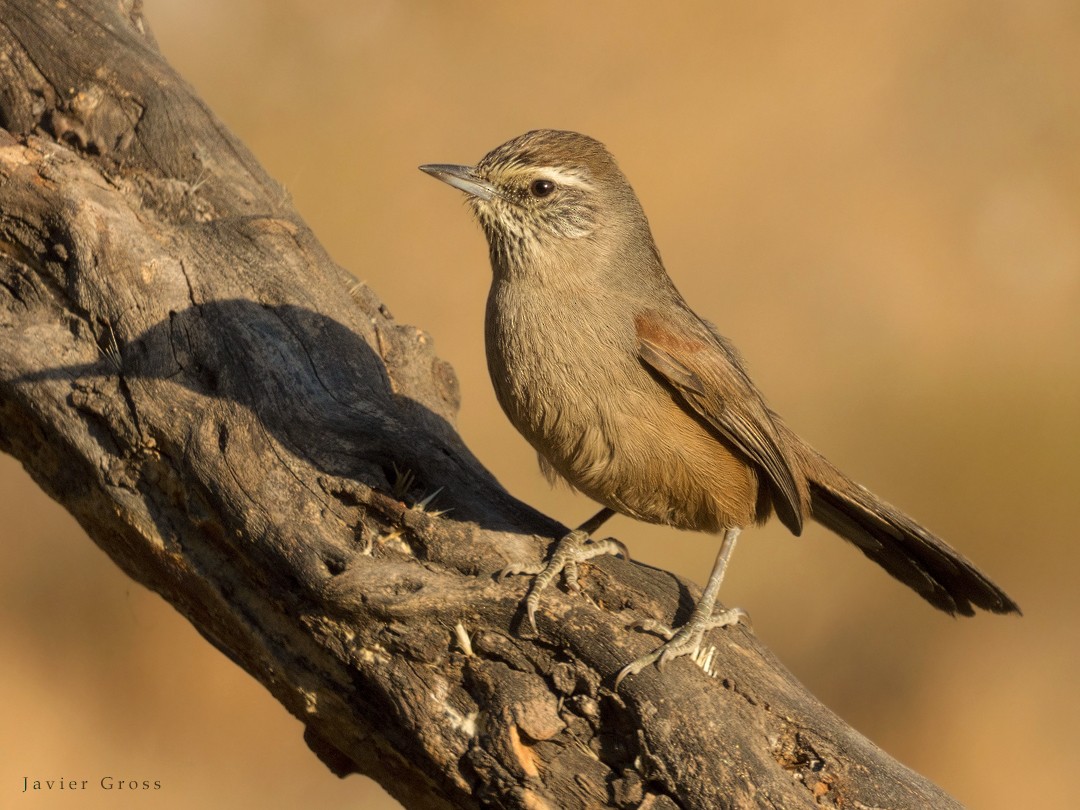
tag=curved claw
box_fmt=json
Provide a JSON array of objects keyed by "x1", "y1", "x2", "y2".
[
  {"x1": 496, "y1": 562, "x2": 543, "y2": 581},
  {"x1": 722, "y1": 607, "x2": 751, "y2": 631},
  {"x1": 608, "y1": 538, "x2": 631, "y2": 562},
  {"x1": 614, "y1": 652, "x2": 658, "y2": 692}
]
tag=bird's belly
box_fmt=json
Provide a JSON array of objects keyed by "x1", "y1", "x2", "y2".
[
  {"x1": 496, "y1": 361, "x2": 759, "y2": 532},
  {"x1": 578, "y1": 393, "x2": 760, "y2": 532}
]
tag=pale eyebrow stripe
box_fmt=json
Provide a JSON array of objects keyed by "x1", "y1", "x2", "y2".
[{"x1": 533, "y1": 167, "x2": 592, "y2": 189}]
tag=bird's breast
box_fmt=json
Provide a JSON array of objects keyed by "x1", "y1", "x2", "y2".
[
  {"x1": 484, "y1": 279, "x2": 760, "y2": 532},
  {"x1": 484, "y1": 278, "x2": 629, "y2": 452}
]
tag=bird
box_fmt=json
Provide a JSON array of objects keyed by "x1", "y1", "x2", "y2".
[{"x1": 419, "y1": 129, "x2": 1020, "y2": 687}]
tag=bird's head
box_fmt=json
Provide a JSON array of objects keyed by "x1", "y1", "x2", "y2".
[{"x1": 421, "y1": 130, "x2": 654, "y2": 280}]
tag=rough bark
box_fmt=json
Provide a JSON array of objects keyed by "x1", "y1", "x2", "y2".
[{"x1": 0, "y1": 2, "x2": 964, "y2": 808}]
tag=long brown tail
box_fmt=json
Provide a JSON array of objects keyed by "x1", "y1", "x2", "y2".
[{"x1": 783, "y1": 428, "x2": 1020, "y2": 616}]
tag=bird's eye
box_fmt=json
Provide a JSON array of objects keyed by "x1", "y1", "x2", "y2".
[{"x1": 529, "y1": 178, "x2": 556, "y2": 198}]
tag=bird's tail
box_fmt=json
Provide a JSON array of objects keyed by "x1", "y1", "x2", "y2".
[{"x1": 782, "y1": 428, "x2": 1020, "y2": 616}]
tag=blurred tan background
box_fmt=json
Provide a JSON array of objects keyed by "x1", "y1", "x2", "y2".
[{"x1": 3, "y1": 1, "x2": 1078, "y2": 808}]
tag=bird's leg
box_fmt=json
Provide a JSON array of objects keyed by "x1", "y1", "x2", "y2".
[
  {"x1": 499, "y1": 507, "x2": 628, "y2": 633},
  {"x1": 615, "y1": 527, "x2": 747, "y2": 690}
]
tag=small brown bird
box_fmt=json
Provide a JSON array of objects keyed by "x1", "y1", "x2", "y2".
[{"x1": 420, "y1": 130, "x2": 1020, "y2": 686}]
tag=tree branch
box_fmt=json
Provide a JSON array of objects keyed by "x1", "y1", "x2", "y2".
[{"x1": 0, "y1": 2, "x2": 963, "y2": 807}]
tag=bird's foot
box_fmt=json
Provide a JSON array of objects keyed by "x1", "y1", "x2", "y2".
[
  {"x1": 498, "y1": 528, "x2": 628, "y2": 633},
  {"x1": 614, "y1": 606, "x2": 749, "y2": 691}
]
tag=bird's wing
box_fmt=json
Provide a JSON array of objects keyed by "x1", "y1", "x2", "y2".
[{"x1": 635, "y1": 310, "x2": 805, "y2": 534}]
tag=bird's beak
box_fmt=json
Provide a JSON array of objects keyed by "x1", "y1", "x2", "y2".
[{"x1": 419, "y1": 164, "x2": 497, "y2": 201}]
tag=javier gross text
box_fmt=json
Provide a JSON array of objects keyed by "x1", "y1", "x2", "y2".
[{"x1": 21, "y1": 776, "x2": 161, "y2": 792}]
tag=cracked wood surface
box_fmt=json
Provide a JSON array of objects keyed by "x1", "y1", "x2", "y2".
[{"x1": 0, "y1": 1, "x2": 965, "y2": 808}]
